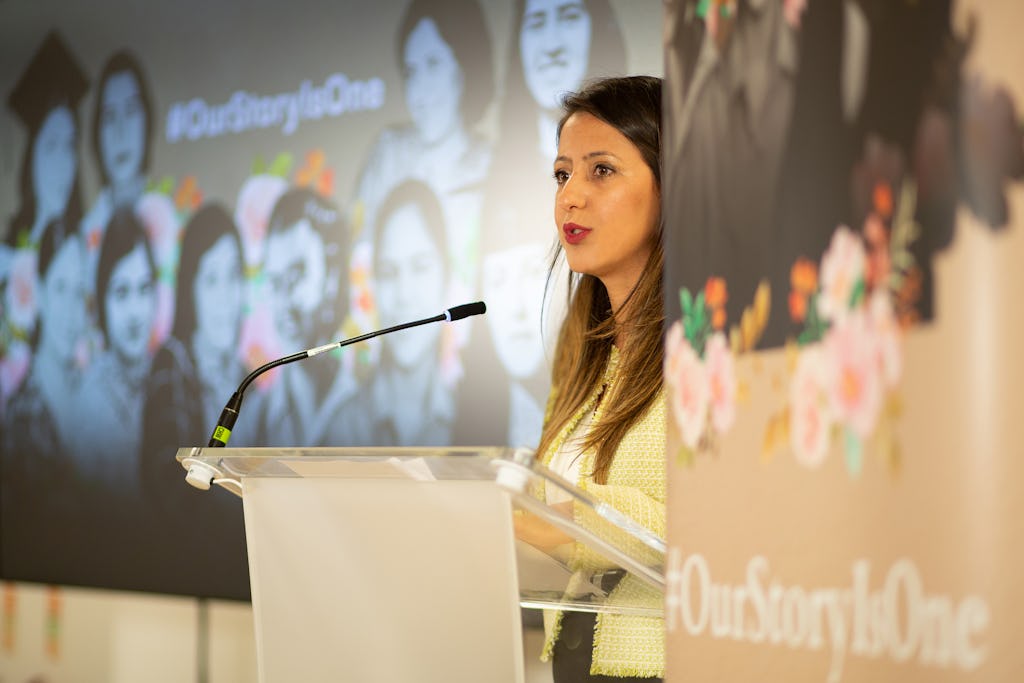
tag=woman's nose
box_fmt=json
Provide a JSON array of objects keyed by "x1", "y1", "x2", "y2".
[{"x1": 557, "y1": 174, "x2": 585, "y2": 213}]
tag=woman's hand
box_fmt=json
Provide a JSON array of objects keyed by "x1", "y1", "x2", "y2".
[{"x1": 513, "y1": 502, "x2": 575, "y2": 551}]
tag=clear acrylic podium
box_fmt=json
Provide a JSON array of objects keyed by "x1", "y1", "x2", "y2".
[{"x1": 177, "y1": 446, "x2": 666, "y2": 683}]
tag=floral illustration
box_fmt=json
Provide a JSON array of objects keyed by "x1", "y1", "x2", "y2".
[
  {"x1": 4, "y1": 248, "x2": 38, "y2": 334},
  {"x1": 294, "y1": 149, "x2": 335, "y2": 197},
  {"x1": 234, "y1": 170, "x2": 289, "y2": 273},
  {"x1": 0, "y1": 247, "x2": 39, "y2": 407},
  {"x1": 788, "y1": 346, "x2": 831, "y2": 469},
  {"x1": 665, "y1": 277, "x2": 744, "y2": 463},
  {"x1": 135, "y1": 190, "x2": 182, "y2": 352},
  {"x1": 768, "y1": 208, "x2": 908, "y2": 475}
]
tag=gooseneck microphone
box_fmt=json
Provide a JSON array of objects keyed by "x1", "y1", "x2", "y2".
[{"x1": 207, "y1": 301, "x2": 487, "y2": 447}]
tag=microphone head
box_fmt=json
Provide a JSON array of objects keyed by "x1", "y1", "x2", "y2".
[{"x1": 446, "y1": 301, "x2": 486, "y2": 321}]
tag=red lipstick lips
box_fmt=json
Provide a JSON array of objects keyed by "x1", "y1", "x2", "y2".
[{"x1": 563, "y1": 222, "x2": 591, "y2": 245}]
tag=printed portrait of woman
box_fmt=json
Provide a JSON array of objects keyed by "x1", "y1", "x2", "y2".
[
  {"x1": 140, "y1": 203, "x2": 250, "y2": 500},
  {"x1": 254, "y1": 187, "x2": 359, "y2": 447},
  {"x1": 480, "y1": 0, "x2": 624, "y2": 294},
  {"x1": 353, "y1": 0, "x2": 494, "y2": 297},
  {"x1": 498, "y1": 0, "x2": 625, "y2": 177},
  {"x1": 369, "y1": 180, "x2": 454, "y2": 447},
  {"x1": 137, "y1": 203, "x2": 251, "y2": 597},
  {"x1": 4, "y1": 31, "x2": 88, "y2": 249},
  {"x1": 72, "y1": 207, "x2": 157, "y2": 490},
  {"x1": 0, "y1": 222, "x2": 94, "y2": 582},
  {"x1": 3, "y1": 222, "x2": 87, "y2": 477},
  {"x1": 454, "y1": 223, "x2": 552, "y2": 448},
  {"x1": 80, "y1": 50, "x2": 154, "y2": 286},
  {"x1": 456, "y1": 0, "x2": 624, "y2": 447},
  {"x1": 1, "y1": 32, "x2": 89, "y2": 408}
]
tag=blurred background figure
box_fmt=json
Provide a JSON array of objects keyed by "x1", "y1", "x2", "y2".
[
  {"x1": 479, "y1": 233, "x2": 550, "y2": 446},
  {"x1": 456, "y1": 220, "x2": 551, "y2": 447},
  {"x1": 138, "y1": 202, "x2": 251, "y2": 598},
  {"x1": 2, "y1": 222, "x2": 87, "y2": 531},
  {"x1": 458, "y1": 0, "x2": 625, "y2": 446},
  {"x1": 254, "y1": 187, "x2": 357, "y2": 446},
  {"x1": 0, "y1": 32, "x2": 89, "y2": 415},
  {"x1": 352, "y1": 0, "x2": 494, "y2": 325},
  {"x1": 141, "y1": 202, "x2": 250, "y2": 497},
  {"x1": 4, "y1": 31, "x2": 87, "y2": 249},
  {"x1": 369, "y1": 180, "x2": 454, "y2": 446},
  {"x1": 495, "y1": 0, "x2": 624, "y2": 179},
  {"x1": 73, "y1": 207, "x2": 157, "y2": 490},
  {"x1": 80, "y1": 51, "x2": 154, "y2": 287}
]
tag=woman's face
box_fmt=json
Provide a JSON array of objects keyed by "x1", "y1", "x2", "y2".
[
  {"x1": 39, "y1": 237, "x2": 86, "y2": 357},
  {"x1": 104, "y1": 243, "x2": 155, "y2": 361},
  {"x1": 99, "y1": 71, "x2": 146, "y2": 187},
  {"x1": 553, "y1": 112, "x2": 659, "y2": 295},
  {"x1": 193, "y1": 234, "x2": 243, "y2": 354},
  {"x1": 482, "y1": 242, "x2": 547, "y2": 379},
  {"x1": 32, "y1": 105, "x2": 77, "y2": 224},
  {"x1": 375, "y1": 204, "x2": 445, "y2": 369},
  {"x1": 403, "y1": 17, "x2": 464, "y2": 145},
  {"x1": 264, "y1": 218, "x2": 327, "y2": 350},
  {"x1": 520, "y1": 0, "x2": 592, "y2": 111}
]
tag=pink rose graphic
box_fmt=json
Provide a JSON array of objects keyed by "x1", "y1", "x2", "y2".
[
  {"x1": 824, "y1": 309, "x2": 883, "y2": 440},
  {"x1": 705, "y1": 331, "x2": 737, "y2": 434},
  {"x1": 868, "y1": 289, "x2": 902, "y2": 389},
  {"x1": 783, "y1": 0, "x2": 808, "y2": 29},
  {"x1": 817, "y1": 226, "x2": 866, "y2": 323},
  {"x1": 789, "y1": 346, "x2": 832, "y2": 468},
  {"x1": 665, "y1": 321, "x2": 710, "y2": 450},
  {"x1": 6, "y1": 248, "x2": 39, "y2": 333}
]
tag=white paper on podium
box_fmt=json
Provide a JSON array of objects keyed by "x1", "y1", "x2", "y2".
[{"x1": 242, "y1": 476, "x2": 524, "y2": 683}]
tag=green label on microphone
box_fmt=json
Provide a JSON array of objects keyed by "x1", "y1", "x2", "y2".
[{"x1": 212, "y1": 426, "x2": 232, "y2": 444}]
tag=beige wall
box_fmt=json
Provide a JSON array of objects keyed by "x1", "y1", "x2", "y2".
[{"x1": 0, "y1": 584, "x2": 553, "y2": 683}]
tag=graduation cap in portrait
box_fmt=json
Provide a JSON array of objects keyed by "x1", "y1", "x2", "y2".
[{"x1": 7, "y1": 30, "x2": 89, "y2": 132}]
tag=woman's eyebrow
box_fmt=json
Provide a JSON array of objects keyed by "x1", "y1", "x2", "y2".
[{"x1": 555, "y1": 151, "x2": 618, "y2": 164}]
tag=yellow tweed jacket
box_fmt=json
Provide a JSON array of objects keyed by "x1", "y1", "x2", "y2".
[{"x1": 539, "y1": 347, "x2": 666, "y2": 679}]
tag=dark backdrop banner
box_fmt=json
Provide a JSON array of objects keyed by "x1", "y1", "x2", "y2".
[{"x1": 0, "y1": 0, "x2": 661, "y2": 598}]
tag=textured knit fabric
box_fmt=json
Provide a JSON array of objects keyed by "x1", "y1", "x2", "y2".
[{"x1": 539, "y1": 346, "x2": 666, "y2": 678}]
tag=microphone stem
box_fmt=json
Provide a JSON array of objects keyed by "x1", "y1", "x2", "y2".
[
  {"x1": 236, "y1": 312, "x2": 447, "y2": 401},
  {"x1": 207, "y1": 305, "x2": 476, "y2": 448}
]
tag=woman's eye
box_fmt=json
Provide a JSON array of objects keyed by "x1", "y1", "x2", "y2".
[
  {"x1": 594, "y1": 164, "x2": 614, "y2": 177},
  {"x1": 523, "y1": 12, "x2": 545, "y2": 31},
  {"x1": 559, "y1": 6, "x2": 585, "y2": 24},
  {"x1": 553, "y1": 169, "x2": 569, "y2": 185}
]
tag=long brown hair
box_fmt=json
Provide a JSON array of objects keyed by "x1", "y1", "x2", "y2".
[{"x1": 537, "y1": 75, "x2": 664, "y2": 484}]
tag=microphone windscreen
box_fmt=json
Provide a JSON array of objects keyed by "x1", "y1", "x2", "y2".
[{"x1": 446, "y1": 301, "x2": 487, "y2": 321}]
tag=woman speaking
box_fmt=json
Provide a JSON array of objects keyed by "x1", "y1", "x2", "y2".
[{"x1": 517, "y1": 75, "x2": 666, "y2": 681}]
